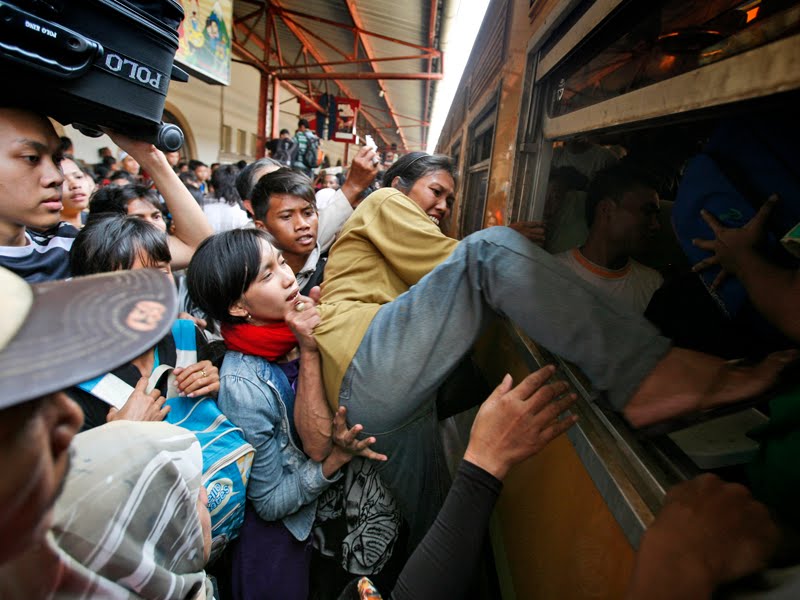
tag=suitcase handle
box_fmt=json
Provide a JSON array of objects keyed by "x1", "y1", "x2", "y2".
[{"x1": 0, "y1": 3, "x2": 102, "y2": 79}]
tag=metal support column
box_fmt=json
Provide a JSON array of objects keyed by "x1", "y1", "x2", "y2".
[
  {"x1": 257, "y1": 71, "x2": 269, "y2": 159},
  {"x1": 271, "y1": 75, "x2": 281, "y2": 140}
]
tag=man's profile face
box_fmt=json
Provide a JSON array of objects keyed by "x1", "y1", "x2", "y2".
[
  {"x1": 0, "y1": 393, "x2": 82, "y2": 565},
  {"x1": 0, "y1": 109, "x2": 64, "y2": 232},
  {"x1": 610, "y1": 186, "x2": 661, "y2": 255}
]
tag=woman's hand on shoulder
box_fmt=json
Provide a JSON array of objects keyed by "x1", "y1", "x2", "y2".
[{"x1": 285, "y1": 287, "x2": 322, "y2": 352}]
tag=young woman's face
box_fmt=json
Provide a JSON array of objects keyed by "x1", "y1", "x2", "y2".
[
  {"x1": 60, "y1": 158, "x2": 95, "y2": 214},
  {"x1": 403, "y1": 170, "x2": 455, "y2": 228},
  {"x1": 233, "y1": 241, "x2": 299, "y2": 324},
  {"x1": 127, "y1": 198, "x2": 167, "y2": 233}
]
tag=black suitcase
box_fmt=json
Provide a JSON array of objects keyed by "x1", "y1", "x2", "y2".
[{"x1": 0, "y1": 0, "x2": 189, "y2": 151}]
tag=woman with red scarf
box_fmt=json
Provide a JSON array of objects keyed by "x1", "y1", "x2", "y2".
[{"x1": 187, "y1": 228, "x2": 385, "y2": 600}]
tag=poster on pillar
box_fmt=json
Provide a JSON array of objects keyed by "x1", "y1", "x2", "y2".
[
  {"x1": 298, "y1": 96, "x2": 360, "y2": 142},
  {"x1": 175, "y1": 0, "x2": 233, "y2": 85},
  {"x1": 332, "y1": 97, "x2": 360, "y2": 143}
]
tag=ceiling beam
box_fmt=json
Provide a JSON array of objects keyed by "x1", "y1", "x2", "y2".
[
  {"x1": 278, "y1": 71, "x2": 444, "y2": 80},
  {"x1": 273, "y1": 53, "x2": 437, "y2": 71},
  {"x1": 423, "y1": 0, "x2": 439, "y2": 147},
  {"x1": 232, "y1": 38, "x2": 325, "y2": 113},
  {"x1": 343, "y1": 0, "x2": 408, "y2": 150},
  {"x1": 272, "y1": 5, "x2": 443, "y2": 57},
  {"x1": 269, "y1": 0, "x2": 394, "y2": 149}
]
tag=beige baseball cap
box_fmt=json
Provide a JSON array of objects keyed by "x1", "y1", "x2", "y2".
[{"x1": 0, "y1": 267, "x2": 177, "y2": 409}]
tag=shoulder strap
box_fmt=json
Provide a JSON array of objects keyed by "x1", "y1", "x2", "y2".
[{"x1": 75, "y1": 322, "x2": 197, "y2": 407}]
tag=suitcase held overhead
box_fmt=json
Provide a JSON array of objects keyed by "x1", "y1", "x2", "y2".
[{"x1": 1, "y1": 0, "x2": 189, "y2": 152}]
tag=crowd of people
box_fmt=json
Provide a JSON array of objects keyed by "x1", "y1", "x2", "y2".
[{"x1": 0, "y1": 101, "x2": 797, "y2": 600}]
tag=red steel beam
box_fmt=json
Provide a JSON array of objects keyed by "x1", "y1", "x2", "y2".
[
  {"x1": 257, "y1": 70, "x2": 268, "y2": 158},
  {"x1": 282, "y1": 13, "x2": 352, "y2": 62},
  {"x1": 344, "y1": 0, "x2": 408, "y2": 150},
  {"x1": 271, "y1": 75, "x2": 280, "y2": 139},
  {"x1": 273, "y1": 53, "x2": 436, "y2": 71},
  {"x1": 273, "y1": 5, "x2": 442, "y2": 57},
  {"x1": 278, "y1": 71, "x2": 444, "y2": 80},
  {"x1": 361, "y1": 103, "x2": 431, "y2": 125},
  {"x1": 232, "y1": 40, "x2": 325, "y2": 113}
]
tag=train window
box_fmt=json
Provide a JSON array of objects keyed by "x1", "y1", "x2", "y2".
[
  {"x1": 460, "y1": 108, "x2": 496, "y2": 236},
  {"x1": 548, "y1": 0, "x2": 800, "y2": 118},
  {"x1": 451, "y1": 140, "x2": 462, "y2": 179}
]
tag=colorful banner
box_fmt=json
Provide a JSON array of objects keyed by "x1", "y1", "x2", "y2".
[
  {"x1": 297, "y1": 96, "x2": 360, "y2": 143},
  {"x1": 176, "y1": 0, "x2": 233, "y2": 85}
]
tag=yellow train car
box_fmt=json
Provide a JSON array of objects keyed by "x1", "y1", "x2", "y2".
[{"x1": 437, "y1": 1, "x2": 800, "y2": 597}]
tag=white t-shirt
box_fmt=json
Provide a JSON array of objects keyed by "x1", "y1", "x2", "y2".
[
  {"x1": 554, "y1": 247, "x2": 663, "y2": 313},
  {"x1": 202, "y1": 199, "x2": 251, "y2": 233}
]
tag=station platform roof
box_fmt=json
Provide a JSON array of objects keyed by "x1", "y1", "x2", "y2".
[{"x1": 233, "y1": 0, "x2": 449, "y2": 151}]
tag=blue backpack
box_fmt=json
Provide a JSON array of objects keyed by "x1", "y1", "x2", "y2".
[
  {"x1": 77, "y1": 320, "x2": 254, "y2": 562},
  {"x1": 673, "y1": 117, "x2": 800, "y2": 344}
]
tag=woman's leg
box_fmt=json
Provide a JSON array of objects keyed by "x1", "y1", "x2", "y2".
[
  {"x1": 343, "y1": 226, "x2": 669, "y2": 430},
  {"x1": 340, "y1": 227, "x2": 668, "y2": 546},
  {"x1": 341, "y1": 226, "x2": 789, "y2": 546}
]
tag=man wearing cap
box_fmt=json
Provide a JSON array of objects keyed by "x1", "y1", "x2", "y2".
[
  {"x1": 0, "y1": 107, "x2": 78, "y2": 282},
  {"x1": 0, "y1": 266, "x2": 177, "y2": 572}
]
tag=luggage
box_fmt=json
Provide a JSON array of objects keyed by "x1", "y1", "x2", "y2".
[
  {"x1": 77, "y1": 320, "x2": 255, "y2": 562},
  {"x1": 0, "y1": 0, "x2": 189, "y2": 151}
]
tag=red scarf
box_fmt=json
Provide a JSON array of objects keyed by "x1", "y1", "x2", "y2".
[{"x1": 221, "y1": 322, "x2": 298, "y2": 362}]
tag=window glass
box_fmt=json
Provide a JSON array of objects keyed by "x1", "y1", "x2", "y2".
[{"x1": 549, "y1": 0, "x2": 800, "y2": 118}]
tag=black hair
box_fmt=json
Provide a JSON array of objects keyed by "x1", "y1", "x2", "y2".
[
  {"x1": 179, "y1": 170, "x2": 199, "y2": 186},
  {"x1": 189, "y1": 159, "x2": 207, "y2": 171},
  {"x1": 60, "y1": 155, "x2": 92, "y2": 176},
  {"x1": 298, "y1": 118, "x2": 309, "y2": 129},
  {"x1": 279, "y1": 128, "x2": 290, "y2": 136},
  {"x1": 88, "y1": 184, "x2": 162, "y2": 217},
  {"x1": 382, "y1": 152, "x2": 455, "y2": 192},
  {"x1": 210, "y1": 164, "x2": 242, "y2": 206},
  {"x1": 107, "y1": 170, "x2": 135, "y2": 184},
  {"x1": 585, "y1": 162, "x2": 659, "y2": 227},
  {"x1": 101, "y1": 155, "x2": 117, "y2": 167},
  {"x1": 236, "y1": 159, "x2": 248, "y2": 170},
  {"x1": 187, "y1": 228, "x2": 275, "y2": 325},
  {"x1": 70, "y1": 214, "x2": 171, "y2": 276},
  {"x1": 59, "y1": 136, "x2": 72, "y2": 153},
  {"x1": 235, "y1": 157, "x2": 283, "y2": 202},
  {"x1": 250, "y1": 167, "x2": 315, "y2": 222}
]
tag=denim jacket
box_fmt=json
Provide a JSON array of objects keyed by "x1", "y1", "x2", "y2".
[{"x1": 217, "y1": 351, "x2": 340, "y2": 541}]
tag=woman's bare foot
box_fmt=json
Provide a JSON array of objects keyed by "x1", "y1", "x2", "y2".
[{"x1": 623, "y1": 348, "x2": 798, "y2": 428}]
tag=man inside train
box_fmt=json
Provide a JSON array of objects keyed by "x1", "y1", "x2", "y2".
[{"x1": 554, "y1": 162, "x2": 664, "y2": 313}]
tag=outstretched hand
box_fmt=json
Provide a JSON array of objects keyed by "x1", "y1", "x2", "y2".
[
  {"x1": 332, "y1": 406, "x2": 388, "y2": 462},
  {"x1": 627, "y1": 474, "x2": 779, "y2": 598},
  {"x1": 509, "y1": 220, "x2": 547, "y2": 247},
  {"x1": 692, "y1": 194, "x2": 778, "y2": 290},
  {"x1": 341, "y1": 146, "x2": 380, "y2": 203},
  {"x1": 104, "y1": 129, "x2": 164, "y2": 168},
  {"x1": 463, "y1": 366, "x2": 578, "y2": 480}
]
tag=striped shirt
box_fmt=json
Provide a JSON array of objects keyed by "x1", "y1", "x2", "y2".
[{"x1": 0, "y1": 222, "x2": 78, "y2": 282}]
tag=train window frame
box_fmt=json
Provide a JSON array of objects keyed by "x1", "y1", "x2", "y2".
[
  {"x1": 459, "y1": 99, "x2": 498, "y2": 237},
  {"x1": 506, "y1": 0, "x2": 800, "y2": 542}
]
